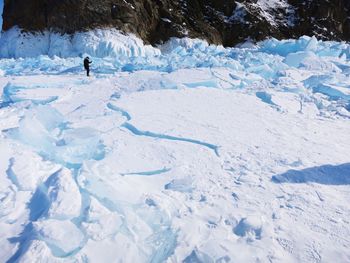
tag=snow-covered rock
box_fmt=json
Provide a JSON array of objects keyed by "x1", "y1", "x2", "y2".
[{"x1": 2, "y1": 0, "x2": 350, "y2": 46}]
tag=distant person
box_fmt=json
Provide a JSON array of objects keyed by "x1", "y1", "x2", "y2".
[{"x1": 84, "y1": 57, "x2": 92, "y2": 76}]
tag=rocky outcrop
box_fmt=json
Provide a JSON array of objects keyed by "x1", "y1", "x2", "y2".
[{"x1": 2, "y1": 0, "x2": 350, "y2": 46}]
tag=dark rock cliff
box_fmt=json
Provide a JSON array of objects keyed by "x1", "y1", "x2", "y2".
[{"x1": 2, "y1": 0, "x2": 350, "y2": 46}]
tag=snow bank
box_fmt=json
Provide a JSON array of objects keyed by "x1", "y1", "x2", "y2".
[{"x1": 0, "y1": 27, "x2": 160, "y2": 59}]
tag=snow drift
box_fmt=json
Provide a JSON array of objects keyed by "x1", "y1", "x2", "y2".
[{"x1": 0, "y1": 27, "x2": 160, "y2": 59}]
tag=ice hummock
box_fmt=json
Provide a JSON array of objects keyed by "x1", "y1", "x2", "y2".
[
  {"x1": 1, "y1": 32, "x2": 348, "y2": 115},
  {"x1": 5, "y1": 105, "x2": 105, "y2": 167}
]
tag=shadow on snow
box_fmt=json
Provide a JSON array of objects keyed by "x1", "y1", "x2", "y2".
[{"x1": 272, "y1": 163, "x2": 350, "y2": 185}]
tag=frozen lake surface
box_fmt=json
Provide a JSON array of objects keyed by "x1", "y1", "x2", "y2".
[{"x1": 0, "y1": 34, "x2": 350, "y2": 262}]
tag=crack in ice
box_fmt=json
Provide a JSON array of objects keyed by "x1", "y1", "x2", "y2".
[
  {"x1": 107, "y1": 102, "x2": 131, "y2": 121},
  {"x1": 123, "y1": 123, "x2": 220, "y2": 157},
  {"x1": 121, "y1": 168, "x2": 171, "y2": 176},
  {"x1": 108, "y1": 102, "x2": 220, "y2": 156}
]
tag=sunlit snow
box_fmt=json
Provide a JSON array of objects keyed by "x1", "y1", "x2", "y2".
[{"x1": 0, "y1": 29, "x2": 349, "y2": 262}]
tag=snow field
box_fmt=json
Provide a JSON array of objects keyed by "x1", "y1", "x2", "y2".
[{"x1": 0, "y1": 34, "x2": 349, "y2": 262}]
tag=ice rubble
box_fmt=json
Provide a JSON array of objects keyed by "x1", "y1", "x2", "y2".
[
  {"x1": 5, "y1": 105, "x2": 105, "y2": 167},
  {"x1": 0, "y1": 32, "x2": 349, "y2": 115}
]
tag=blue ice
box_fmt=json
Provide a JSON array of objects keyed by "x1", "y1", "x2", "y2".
[
  {"x1": 5, "y1": 105, "x2": 105, "y2": 167},
  {"x1": 0, "y1": 34, "x2": 349, "y2": 114},
  {"x1": 312, "y1": 84, "x2": 350, "y2": 101},
  {"x1": 256, "y1": 91, "x2": 278, "y2": 107},
  {"x1": 304, "y1": 75, "x2": 350, "y2": 102},
  {"x1": 164, "y1": 178, "x2": 194, "y2": 193},
  {"x1": 122, "y1": 168, "x2": 171, "y2": 176},
  {"x1": 2, "y1": 82, "x2": 59, "y2": 105},
  {"x1": 0, "y1": 35, "x2": 347, "y2": 77}
]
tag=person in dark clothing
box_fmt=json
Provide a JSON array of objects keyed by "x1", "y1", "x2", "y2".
[{"x1": 84, "y1": 57, "x2": 92, "y2": 76}]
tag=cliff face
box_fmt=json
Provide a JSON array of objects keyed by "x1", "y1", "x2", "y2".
[{"x1": 3, "y1": 0, "x2": 350, "y2": 46}]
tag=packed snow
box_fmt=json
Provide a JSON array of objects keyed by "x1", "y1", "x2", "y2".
[{"x1": 0, "y1": 29, "x2": 349, "y2": 263}]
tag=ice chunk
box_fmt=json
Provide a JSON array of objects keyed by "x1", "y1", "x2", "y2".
[
  {"x1": 164, "y1": 177, "x2": 194, "y2": 193},
  {"x1": 8, "y1": 108, "x2": 58, "y2": 155},
  {"x1": 82, "y1": 197, "x2": 123, "y2": 241},
  {"x1": 256, "y1": 91, "x2": 278, "y2": 107},
  {"x1": 183, "y1": 249, "x2": 213, "y2": 263},
  {"x1": 34, "y1": 219, "x2": 84, "y2": 256},
  {"x1": 86, "y1": 197, "x2": 111, "y2": 220},
  {"x1": 233, "y1": 216, "x2": 264, "y2": 240},
  {"x1": 0, "y1": 188, "x2": 16, "y2": 217},
  {"x1": 304, "y1": 36, "x2": 318, "y2": 51},
  {"x1": 184, "y1": 240, "x2": 233, "y2": 263},
  {"x1": 1, "y1": 82, "x2": 61, "y2": 106},
  {"x1": 83, "y1": 215, "x2": 123, "y2": 241},
  {"x1": 55, "y1": 128, "x2": 105, "y2": 165},
  {"x1": 78, "y1": 237, "x2": 144, "y2": 262},
  {"x1": 312, "y1": 84, "x2": 350, "y2": 101},
  {"x1": 284, "y1": 51, "x2": 316, "y2": 68},
  {"x1": 247, "y1": 64, "x2": 275, "y2": 79},
  {"x1": 9, "y1": 150, "x2": 61, "y2": 191},
  {"x1": 160, "y1": 38, "x2": 210, "y2": 54},
  {"x1": 34, "y1": 105, "x2": 65, "y2": 131},
  {"x1": 47, "y1": 168, "x2": 82, "y2": 220},
  {"x1": 259, "y1": 36, "x2": 317, "y2": 56},
  {"x1": 20, "y1": 240, "x2": 63, "y2": 263},
  {"x1": 6, "y1": 105, "x2": 105, "y2": 166}
]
